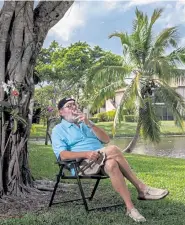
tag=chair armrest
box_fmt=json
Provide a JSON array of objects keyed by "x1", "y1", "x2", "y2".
[{"x1": 56, "y1": 159, "x2": 78, "y2": 166}]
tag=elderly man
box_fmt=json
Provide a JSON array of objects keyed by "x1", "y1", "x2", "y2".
[{"x1": 52, "y1": 97, "x2": 169, "y2": 223}]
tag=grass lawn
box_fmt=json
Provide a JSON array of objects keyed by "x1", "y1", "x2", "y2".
[
  {"x1": 30, "y1": 121, "x2": 185, "y2": 139},
  {"x1": 1, "y1": 143, "x2": 185, "y2": 225}
]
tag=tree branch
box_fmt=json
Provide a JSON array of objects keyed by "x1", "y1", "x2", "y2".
[
  {"x1": 0, "y1": 1, "x2": 16, "y2": 100},
  {"x1": 33, "y1": 1, "x2": 74, "y2": 53}
]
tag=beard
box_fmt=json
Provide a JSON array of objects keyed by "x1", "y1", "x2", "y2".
[{"x1": 63, "y1": 114, "x2": 77, "y2": 123}]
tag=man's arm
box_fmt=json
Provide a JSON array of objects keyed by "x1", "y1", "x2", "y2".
[
  {"x1": 86, "y1": 122, "x2": 110, "y2": 144},
  {"x1": 76, "y1": 113, "x2": 110, "y2": 144}
]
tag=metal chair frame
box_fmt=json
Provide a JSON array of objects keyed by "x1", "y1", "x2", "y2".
[{"x1": 49, "y1": 159, "x2": 123, "y2": 211}]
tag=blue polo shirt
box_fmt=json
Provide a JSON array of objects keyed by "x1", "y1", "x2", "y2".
[{"x1": 51, "y1": 119, "x2": 104, "y2": 160}]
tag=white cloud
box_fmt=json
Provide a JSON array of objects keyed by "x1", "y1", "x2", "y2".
[
  {"x1": 122, "y1": 0, "x2": 164, "y2": 11},
  {"x1": 103, "y1": 0, "x2": 165, "y2": 12},
  {"x1": 103, "y1": 1, "x2": 121, "y2": 11},
  {"x1": 48, "y1": 2, "x2": 88, "y2": 42},
  {"x1": 179, "y1": 37, "x2": 185, "y2": 47},
  {"x1": 158, "y1": 0, "x2": 185, "y2": 27}
]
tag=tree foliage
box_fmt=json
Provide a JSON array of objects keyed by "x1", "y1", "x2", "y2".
[{"x1": 87, "y1": 8, "x2": 185, "y2": 148}]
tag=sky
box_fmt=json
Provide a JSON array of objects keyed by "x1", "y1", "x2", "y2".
[
  {"x1": 45, "y1": 0, "x2": 185, "y2": 55},
  {"x1": 0, "y1": 1, "x2": 184, "y2": 55}
]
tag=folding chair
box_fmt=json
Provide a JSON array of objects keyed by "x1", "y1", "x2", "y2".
[
  {"x1": 48, "y1": 118, "x2": 123, "y2": 211},
  {"x1": 49, "y1": 159, "x2": 124, "y2": 211}
]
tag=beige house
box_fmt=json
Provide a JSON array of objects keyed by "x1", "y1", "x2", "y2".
[
  {"x1": 105, "y1": 88, "x2": 125, "y2": 111},
  {"x1": 105, "y1": 77, "x2": 185, "y2": 120}
]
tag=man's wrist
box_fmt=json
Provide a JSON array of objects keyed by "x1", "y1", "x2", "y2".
[{"x1": 86, "y1": 120, "x2": 95, "y2": 128}]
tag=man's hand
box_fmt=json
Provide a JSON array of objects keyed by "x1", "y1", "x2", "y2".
[
  {"x1": 74, "y1": 112, "x2": 90, "y2": 126},
  {"x1": 85, "y1": 151, "x2": 100, "y2": 161}
]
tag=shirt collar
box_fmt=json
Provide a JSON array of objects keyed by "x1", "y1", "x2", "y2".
[{"x1": 61, "y1": 119, "x2": 74, "y2": 128}]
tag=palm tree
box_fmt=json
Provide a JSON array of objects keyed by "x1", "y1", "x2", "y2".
[{"x1": 87, "y1": 8, "x2": 185, "y2": 152}]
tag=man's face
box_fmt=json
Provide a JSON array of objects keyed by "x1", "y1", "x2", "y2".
[{"x1": 59, "y1": 100, "x2": 79, "y2": 123}]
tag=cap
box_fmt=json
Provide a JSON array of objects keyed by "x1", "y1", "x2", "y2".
[{"x1": 58, "y1": 97, "x2": 75, "y2": 110}]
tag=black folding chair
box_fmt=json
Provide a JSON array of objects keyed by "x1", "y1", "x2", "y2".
[
  {"x1": 49, "y1": 159, "x2": 123, "y2": 211},
  {"x1": 48, "y1": 117, "x2": 123, "y2": 211}
]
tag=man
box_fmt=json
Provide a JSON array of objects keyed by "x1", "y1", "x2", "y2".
[{"x1": 52, "y1": 97, "x2": 169, "y2": 223}]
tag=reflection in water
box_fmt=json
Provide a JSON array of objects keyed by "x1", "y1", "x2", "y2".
[
  {"x1": 29, "y1": 136, "x2": 185, "y2": 159},
  {"x1": 110, "y1": 136, "x2": 185, "y2": 159}
]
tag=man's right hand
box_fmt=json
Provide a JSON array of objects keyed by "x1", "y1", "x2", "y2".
[{"x1": 85, "y1": 151, "x2": 100, "y2": 161}]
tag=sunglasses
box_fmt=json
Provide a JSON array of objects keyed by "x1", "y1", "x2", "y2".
[{"x1": 63, "y1": 103, "x2": 78, "y2": 109}]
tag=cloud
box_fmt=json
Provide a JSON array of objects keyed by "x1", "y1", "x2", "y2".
[
  {"x1": 122, "y1": 0, "x2": 163, "y2": 11},
  {"x1": 103, "y1": 1, "x2": 121, "y2": 11},
  {"x1": 158, "y1": 1, "x2": 185, "y2": 27},
  {"x1": 103, "y1": 0, "x2": 165, "y2": 12},
  {"x1": 179, "y1": 37, "x2": 185, "y2": 47},
  {"x1": 48, "y1": 2, "x2": 88, "y2": 42}
]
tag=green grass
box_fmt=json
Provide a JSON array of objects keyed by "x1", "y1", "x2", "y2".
[
  {"x1": 30, "y1": 121, "x2": 185, "y2": 138},
  {"x1": 30, "y1": 124, "x2": 47, "y2": 138},
  {"x1": 1, "y1": 143, "x2": 185, "y2": 225}
]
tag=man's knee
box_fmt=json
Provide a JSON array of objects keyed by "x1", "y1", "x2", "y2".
[
  {"x1": 104, "y1": 159, "x2": 119, "y2": 173},
  {"x1": 106, "y1": 145, "x2": 121, "y2": 154}
]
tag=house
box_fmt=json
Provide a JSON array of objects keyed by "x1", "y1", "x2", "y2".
[{"x1": 105, "y1": 77, "x2": 185, "y2": 120}]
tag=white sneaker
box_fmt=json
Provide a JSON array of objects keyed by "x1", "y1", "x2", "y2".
[{"x1": 126, "y1": 208, "x2": 146, "y2": 222}]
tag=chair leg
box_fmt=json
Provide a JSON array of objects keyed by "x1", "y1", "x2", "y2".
[
  {"x1": 73, "y1": 163, "x2": 89, "y2": 211},
  {"x1": 49, "y1": 164, "x2": 64, "y2": 207},
  {"x1": 89, "y1": 178, "x2": 100, "y2": 201}
]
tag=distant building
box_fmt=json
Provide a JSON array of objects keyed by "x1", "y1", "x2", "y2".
[{"x1": 104, "y1": 77, "x2": 185, "y2": 120}]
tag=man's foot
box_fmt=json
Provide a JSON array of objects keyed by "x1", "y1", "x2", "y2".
[
  {"x1": 138, "y1": 186, "x2": 169, "y2": 200},
  {"x1": 126, "y1": 208, "x2": 146, "y2": 222}
]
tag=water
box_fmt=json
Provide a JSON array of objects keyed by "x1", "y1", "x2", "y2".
[
  {"x1": 29, "y1": 136, "x2": 185, "y2": 159},
  {"x1": 110, "y1": 136, "x2": 185, "y2": 159}
]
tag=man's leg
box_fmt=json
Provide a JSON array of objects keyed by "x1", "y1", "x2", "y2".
[
  {"x1": 100, "y1": 145, "x2": 146, "y2": 192},
  {"x1": 104, "y1": 158, "x2": 146, "y2": 222},
  {"x1": 100, "y1": 145, "x2": 168, "y2": 198},
  {"x1": 104, "y1": 158, "x2": 134, "y2": 211}
]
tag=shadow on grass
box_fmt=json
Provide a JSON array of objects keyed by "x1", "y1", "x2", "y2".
[{"x1": 2, "y1": 183, "x2": 185, "y2": 225}]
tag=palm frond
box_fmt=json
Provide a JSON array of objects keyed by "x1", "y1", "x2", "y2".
[
  {"x1": 167, "y1": 47, "x2": 185, "y2": 65},
  {"x1": 109, "y1": 32, "x2": 130, "y2": 48},
  {"x1": 150, "y1": 8, "x2": 164, "y2": 26},
  {"x1": 139, "y1": 98, "x2": 161, "y2": 142},
  {"x1": 113, "y1": 72, "x2": 142, "y2": 135},
  {"x1": 144, "y1": 55, "x2": 185, "y2": 81},
  {"x1": 90, "y1": 81, "x2": 125, "y2": 111},
  {"x1": 141, "y1": 8, "x2": 163, "y2": 64},
  {"x1": 86, "y1": 63, "x2": 132, "y2": 92},
  {"x1": 153, "y1": 27, "x2": 179, "y2": 51}
]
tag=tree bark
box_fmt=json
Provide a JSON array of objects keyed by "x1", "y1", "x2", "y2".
[
  {"x1": 124, "y1": 121, "x2": 141, "y2": 153},
  {"x1": 0, "y1": 0, "x2": 74, "y2": 197},
  {"x1": 45, "y1": 117, "x2": 49, "y2": 145}
]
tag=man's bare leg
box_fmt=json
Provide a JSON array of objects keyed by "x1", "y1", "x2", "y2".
[
  {"x1": 100, "y1": 145, "x2": 168, "y2": 199},
  {"x1": 100, "y1": 145, "x2": 148, "y2": 193},
  {"x1": 104, "y1": 158, "x2": 134, "y2": 211},
  {"x1": 104, "y1": 158, "x2": 146, "y2": 222}
]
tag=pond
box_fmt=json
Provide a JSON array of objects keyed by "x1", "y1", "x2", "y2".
[
  {"x1": 29, "y1": 136, "x2": 185, "y2": 159},
  {"x1": 110, "y1": 136, "x2": 185, "y2": 159}
]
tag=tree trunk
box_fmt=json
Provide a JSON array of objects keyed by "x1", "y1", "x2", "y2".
[
  {"x1": 45, "y1": 117, "x2": 49, "y2": 145},
  {"x1": 124, "y1": 122, "x2": 141, "y2": 153},
  {"x1": 0, "y1": 1, "x2": 74, "y2": 197}
]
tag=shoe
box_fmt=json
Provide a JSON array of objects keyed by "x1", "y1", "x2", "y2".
[
  {"x1": 126, "y1": 208, "x2": 146, "y2": 222},
  {"x1": 138, "y1": 186, "x2": 169, "y2": 200}
]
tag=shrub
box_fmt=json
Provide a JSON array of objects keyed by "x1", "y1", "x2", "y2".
[
  {"x1": 106, "y1": 110, "x2": 116, "y2": 121},
  {"x1": 94, "y1": 110, "x2": 136, "y2": 122},
  {"x1": 124, "y1": 115, "x2": 137, "y2": 122},
  {"x1": 94, "y1": 110, "x2": 116, "y2": 122},
  {"x1": 94, "y1": 112, "x2": 107, "y2": 122},
  {"x1": 89, "y1": 117, "x2": 99, "y2": 123}
]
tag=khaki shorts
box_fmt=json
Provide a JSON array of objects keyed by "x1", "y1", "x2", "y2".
[{"x1": 78, "y1": 148, "x2": 107, "y2": 176}]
